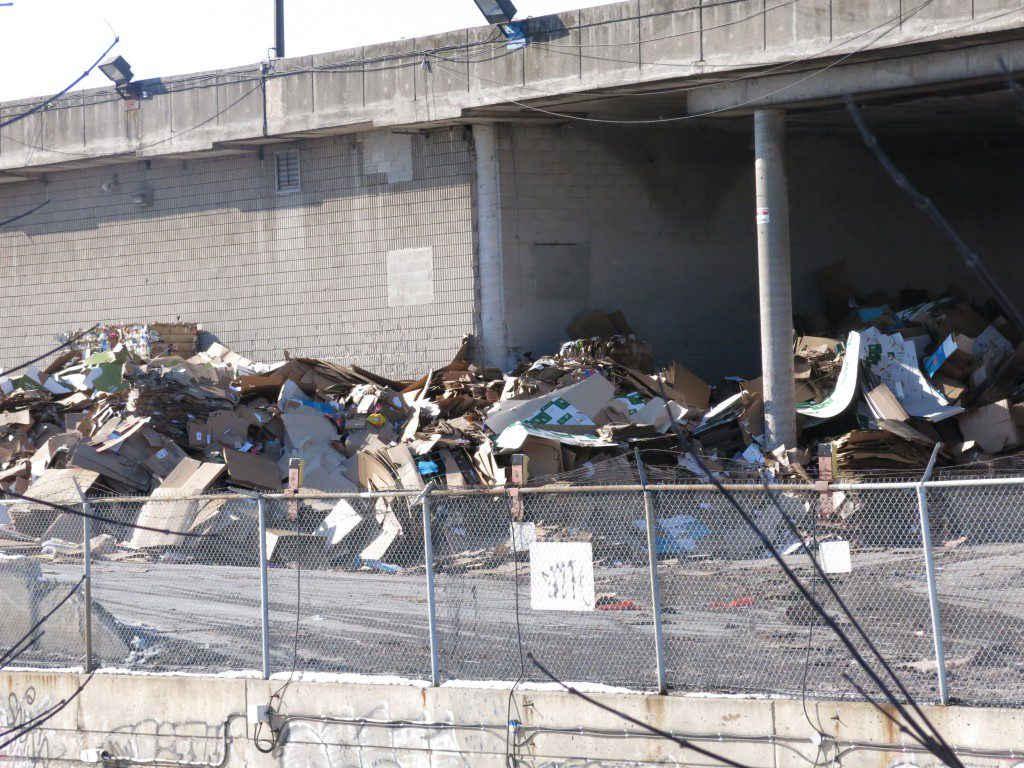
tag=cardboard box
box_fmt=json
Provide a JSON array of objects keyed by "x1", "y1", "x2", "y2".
[
  {"x1": 923, "y1": 334, "x2": 974, "y2": 381},
  {"x1": 207, "y1": 410, "x2": 251, "y2": 448},
  {"x1": 142, "y1": 440, "x2": 190, "y2": 481},
  {"x1": 130, "y1": 458, "x2": 227, "y2": 549},
  {"x1": 957, "y1": 400, "x2": 1024, "y2": 454}
]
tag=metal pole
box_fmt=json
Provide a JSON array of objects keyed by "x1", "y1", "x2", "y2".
[
  {"x1": 422, "y1": 490, "x2": 441, "y2": 687},
  {"x1": 917, "y1": 443, "x2": 949, "y2": 705},
  {"x1": 82, "y1": 500, "x2": 93, "y2": 674},
  {"x1": 257, "y1": 495, "x2": 271, "y2": 680},
  {"x1": 754, "y1": 108, "x2": 797, "y2": 449},
  {"x1": 634, "y1": 448, "x2": 667, "y2": 694},
  {"x1": 274, "y1": 0, "x2": 285, "y2": 57}
]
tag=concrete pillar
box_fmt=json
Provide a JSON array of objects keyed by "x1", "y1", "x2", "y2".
[
  {"x1": 754, "y1": 109, "x2": 797, "y2": 449},
  {"x1": 472, "y1": 123, "x2": 509, "y2": 369}
]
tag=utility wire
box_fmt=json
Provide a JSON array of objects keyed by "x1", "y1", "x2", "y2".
[
  {"x1": 844, "y1": 95, "x2": 1024, "y2": 335},
  {"x1": 0, "y1": 197, "x2": 49, "y2": 229},
  {"x1": 0, "y1": 82, "x2": 262, "y2": 160},
  {"x1": 0, "y1": 577, "x2": 85, "y2": 669},
  {"x1": 653, "y1": 379, "x2": 963, "y2": 768},
  {"x1": 0, "y1": 323, "x2": 97, "y2": 378},
  {"x1": 0, "y1": 38, "x2": 118, "y2": 130},
  {"x1": 0, "y1": 672, "x2": 95, "y2": 750},
  {"x1": 425, "y1": 0, "x2": 937, "y2": 125},
  {"x1": 529, "y1": 655, "x2": 753, "y2": 768}
]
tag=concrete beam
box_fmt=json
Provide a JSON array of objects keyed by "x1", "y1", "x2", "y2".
[
  {"x1": 1, "y1": 0, "x2": 1021, "y2": 173},
  {"x1": 687, "y1": 34, "x2": 1024, "y2": 114}
]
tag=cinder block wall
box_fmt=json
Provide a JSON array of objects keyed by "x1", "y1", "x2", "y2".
[
  {"x1": 498, "y1": 124, "x2": 1024, "y2": 380},
  {"x1": 0, "y1": 126, "x2": 478, "y2": 379}
]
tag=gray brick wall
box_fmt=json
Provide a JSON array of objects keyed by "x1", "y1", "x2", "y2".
[
  {"x1": 498, "y1": 124, "x2": 1024, "y2": 380},
  {"x1": 0, "y1": 126, "x2": 478, "y2": 379}
]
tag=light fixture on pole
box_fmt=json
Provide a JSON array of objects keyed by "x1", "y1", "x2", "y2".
[
  {"x1": 99, "y1": 55, "x2": 144, "y2": 100},
  {"x1": 471, "y1": 0, "x2": 526, "y2": 48}
]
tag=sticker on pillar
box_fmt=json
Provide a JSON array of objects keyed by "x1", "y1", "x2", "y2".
[
  {"x1": 756, "y1": 207, "x2": 770, "y2": 224},
  {"x1": 530, "y1": 542, "x2": 595, "y2": 611}
]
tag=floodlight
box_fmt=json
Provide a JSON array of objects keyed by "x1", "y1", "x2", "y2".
[
  {"x1": 472, "y1": 0, "x2": 517, "y2": 25},
  {"x1": 99, "y1": 55, "x2": 133, "y2": 86},
  {"x1": 99, "y1": 55, "x2": 147, "y2": 100}
]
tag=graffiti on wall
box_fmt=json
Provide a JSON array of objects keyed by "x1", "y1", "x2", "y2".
[{"x1": 0, "y1": 686, "x2": 67, "y2": 767}]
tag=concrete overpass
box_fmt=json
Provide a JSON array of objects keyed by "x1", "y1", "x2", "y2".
[{"x1": 2, "y1": 0, "x2": 1023, "y2": 445}]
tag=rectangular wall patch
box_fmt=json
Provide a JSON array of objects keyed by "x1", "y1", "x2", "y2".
[{"x1": 386, "y1": 247, "x2": 434, "y2": 307}]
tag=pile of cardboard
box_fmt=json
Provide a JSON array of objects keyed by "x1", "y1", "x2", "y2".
[
  {"x1": 793, "y1": 271, "x2": 1024, "y2": 474},
  {"x1": 1, "y1": 289, "x2": 1023, "y2": 565}
]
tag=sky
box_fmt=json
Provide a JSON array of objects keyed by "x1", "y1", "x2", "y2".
[{"x1": 0, "y1": 0, "x2": 607, "y2": 102}]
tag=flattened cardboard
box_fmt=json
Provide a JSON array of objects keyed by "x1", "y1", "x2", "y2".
[
  {"x1": 207, "y1": 410, "x2": 251, "y2": 448},
  {"x1": 188, "y1": 419, "x2": 210, "y2": 449},
  {"x1": 223, "y1": 447, "x2": 281, "y2": 490},
  {"x1": 142, "y1": 440, "x2": 189, "y2": 481},
  {"x1": 281, "y1": 407, "x2": 338, "y2": 450},
  {"x1": 484, "y1": 374, "x2": 614, "y2": 435},
  {"x1": 518, "y1": 437, "x2": 563, "y2": 479},
  {"x1": 865, "y1": 384, "x2": 909, "y2": 422},
  {"x1": 70, "y1": 442, "x2": 151, "y2": 491},
  {"x1": 665, "y1": 363, "x2": 711, "y2": 410},
  {"x1": 131, "y1": 459, "x2": 227, "y2": 548},
  {"x1": 957, "y1": 400, "x2": 1023, "y2": 454}
]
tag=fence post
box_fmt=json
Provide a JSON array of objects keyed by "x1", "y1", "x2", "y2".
[
  {"x1": 81, "y1": 498, "x2": 93, "y2": 674},
  {"x1": 917, "y1": 443, "x2": 949, "y2": 705},
  {"x1": 422, "y1": 489, "x2": 441, "y2": 687},
  {"x1": 257, "y1": 494, "x2": 271, "y2": 681},
  {"x1": 634, "y1": 448, "x2": 667, "y2": 694}
]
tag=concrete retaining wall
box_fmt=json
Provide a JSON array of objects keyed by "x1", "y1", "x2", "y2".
[{"x1": 0, "y1": 670, "x2": 1021, "y2": 767}]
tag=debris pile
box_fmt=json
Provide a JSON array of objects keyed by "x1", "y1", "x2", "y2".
[{"x1": 0, "y1": 281, "x2": 1022, "y2": 566}]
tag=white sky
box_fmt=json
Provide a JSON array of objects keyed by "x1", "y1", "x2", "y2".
[{"x1": 0, "y1": 0, "x2": 606, "y2": 102}]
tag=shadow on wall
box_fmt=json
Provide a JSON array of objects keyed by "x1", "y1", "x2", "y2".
[
  {"x1": 0, "y1": 127, "x2": 474, "y2": 240},
  {"x1": 501, "y1": 122, "x2": 1024, "y2": 379}
]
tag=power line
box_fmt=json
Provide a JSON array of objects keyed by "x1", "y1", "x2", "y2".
[
  {"x1": 651, "y1": 381, "x2": 964, "y2": 767},
  {"x1": 0, "y1": 81, "x2": 262, "y2": 160},
  {"x1": 845, "y1": 94, "x2": 1024, "y2": 335},
  {"x1": 0, "y1": 323, "x2": 97, "y2": 378},
  {"x1": 424, "y1": 0, "x2": 941, "y2": 125},
  {"x1": 0, "y1": 197, "x2": 49, "y2": 228},
  {"x1": 0, "y1": 38, "x2": 118, "y2": 130},
  {"x1": 0, "y1": 577, "x2": 85, "y2": 669},
  {"x1": 529, "y1": 655, "x2": 754, "y2": 768}
]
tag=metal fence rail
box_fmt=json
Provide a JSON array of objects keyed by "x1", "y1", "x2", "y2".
[{"x1": 10, "y1": 474, "x2": 1024, "y2": 707}]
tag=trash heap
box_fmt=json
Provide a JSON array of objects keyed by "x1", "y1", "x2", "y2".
[{"x1": 0, "y1": 287, "x2": 1022, "y2": 566}]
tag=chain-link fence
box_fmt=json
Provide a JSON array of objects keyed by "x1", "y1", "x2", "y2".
[{"x1": 9, "y1": 475, "x2": 1024, "y2": 707}]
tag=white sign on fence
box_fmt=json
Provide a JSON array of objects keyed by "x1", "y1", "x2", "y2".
[
  {"x1": 529, "y1": 542, "x2": 595, "y2": 611},
  {"x1": 819, "y1": 540, "x2": 852, "y2": 574},
  {"x1": 511, "y1": 521, "x2": 537, "y2": 551}
]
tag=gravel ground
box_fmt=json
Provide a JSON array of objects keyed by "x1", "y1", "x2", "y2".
[{"x1": 24, "y1": 541, "x2": 1024, "y2": 707}]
